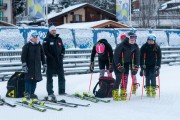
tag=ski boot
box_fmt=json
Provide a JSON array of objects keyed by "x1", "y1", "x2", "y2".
[
  {"x1": 31, "y1": 94, "x2": 38, "y2": 99},
  {"x1": 151, "y1": 87, "x2": 157, "y2": 97},
  {"x1": 146, "y1": 86, "x2": 151, "y2": 97},
  {"x1": 120, "y1": 88, "x2": 127, "y2": 101},
  {"x1": 24, "y1": 92, "x2": 30, "y2": 100},
  {"x1": 132, "y1": 83, "x2": 140, "y2": 94},
  {"x1": 48, "y1": 94, "x2": 57, "y2": 102},
  {"x1": 112, "y1": 89, "x2": 121, "y2": 101}
]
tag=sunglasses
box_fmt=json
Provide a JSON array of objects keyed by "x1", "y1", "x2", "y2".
[{"x1": 129, "y1": 35, "x2": 137, "y2": 40}]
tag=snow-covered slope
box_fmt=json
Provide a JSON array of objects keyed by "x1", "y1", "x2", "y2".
[{"x1": 0, "y1": 65, "x2": 180, "y2": 120}]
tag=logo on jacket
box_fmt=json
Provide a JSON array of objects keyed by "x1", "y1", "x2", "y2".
[
  {"x1": 58, "y1": 42, "x2": 61, "y2": 46},
  {"x1": 96, "y1": 43, "x2": 105, "y2": 54}
]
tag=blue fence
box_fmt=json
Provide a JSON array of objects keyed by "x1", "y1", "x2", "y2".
[{"x1": 0, "y1": 27, "x2": 179, "y2": 50}]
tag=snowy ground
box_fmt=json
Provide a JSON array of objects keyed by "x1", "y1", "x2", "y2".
[{"x1": 0, "y1": 65, "x2": 180, "y2": 120}]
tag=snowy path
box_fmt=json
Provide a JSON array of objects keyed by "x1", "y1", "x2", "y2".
[{"x1": 0, "y1": 65, "x2": 180, "y2": 120}]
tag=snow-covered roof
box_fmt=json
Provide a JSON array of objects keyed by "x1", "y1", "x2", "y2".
[
  {"x1": 160, "y1": 0, "x2": 180, "y2": 10},
  {"x1": 47, "y1": 0, "x2": 59, "y2": 4},
  {"x1": 57, "y1": 20, "x2": 128, "y2": 28},
  {"x1": 166, "y1": 5, "x2": 180, "y2": 10},
  {"x1": 37, "y1": 3, "x2": 115, "y2": 22}
]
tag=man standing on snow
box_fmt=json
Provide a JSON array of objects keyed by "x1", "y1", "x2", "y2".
[{"x1": 43, "y1": 25, "x2": 66, "y2": 100}]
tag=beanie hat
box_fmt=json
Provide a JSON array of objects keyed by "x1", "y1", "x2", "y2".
[{"x1": 49, "y1": 25, "x2": 56, "y2": 32}]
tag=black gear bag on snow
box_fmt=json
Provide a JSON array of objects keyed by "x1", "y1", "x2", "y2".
[
  {"x1": 93, "y1": 76, "x2": 115, "y2": 98},
  {"x1": 6, "y1": 72, "x2": 25, "y2": 98}
]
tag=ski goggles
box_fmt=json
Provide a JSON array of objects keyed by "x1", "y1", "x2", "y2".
[
  {"x1": 148, "y1": 35, "x2": 156, "y2": 41},
  {"x1": 128, "y1": 35, "x2": 137, "y2": 40}
]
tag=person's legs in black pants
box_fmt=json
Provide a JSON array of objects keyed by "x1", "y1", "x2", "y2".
[
  {"x1": 58, "y1": 59, "x2": 66, "y2": 95},
  {"x1": 46, "y1": 72, "x2": 54, "y2": 95}
]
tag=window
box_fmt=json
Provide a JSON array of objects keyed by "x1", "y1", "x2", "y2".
[
  {"x1": 0, "y1": 11, "x2": 3, "y2": 17},
  {"x1": 0, "y1": 11, "x2": 3, "y2": 21},
  {"x1": 0, "y1": 0, "x2": 3, "y2": 5},
  {"x1": 73, "y1": 14, "x2": 82, "y2": 22}
]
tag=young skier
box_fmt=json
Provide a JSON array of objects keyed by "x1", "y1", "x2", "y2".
[
  {"x1": 120, "y1": 33, "x2": 139, "y2": 94},
  {"x1": 21, "y1": 32, "x2": 46, "y2": 99},
  {"x1": 140, "y1": 34, "x2": 162, "y2": 97},
  {"x1": 112, "y1": 32, "x2": 140, "y2": 101},
  {"x1": 90, "y1": 39, "x2": 113, "y2": 77}
]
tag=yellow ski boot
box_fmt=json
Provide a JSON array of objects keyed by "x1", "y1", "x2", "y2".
[
  {"x1": 146, "y1": 86, "x2": 151, "y2": 97},
  {"x1": 112, "y1": 89, "x2": 121, "y2": 101},
  {"x1": 120, "y1": 88, "x2": 127, "y2": 101},
  {"x1": 151, "y1": 87, "x2": 157, "y2": 97}
]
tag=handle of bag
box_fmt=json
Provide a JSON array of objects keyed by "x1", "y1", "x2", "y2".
[{"x1": 93, "y1": 81, "x2": 100, "y2": 96}]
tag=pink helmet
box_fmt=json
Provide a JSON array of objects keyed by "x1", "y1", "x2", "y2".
[{"x1": 120, "y1": 33, "x2": 126, "y2": 41}]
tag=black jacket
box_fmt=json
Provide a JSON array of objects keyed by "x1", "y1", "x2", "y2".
[
  {"x1": 90, "y1": 39, "x2": 113, "y2": 63},
  {"x1": 43, "y1": 33, "x2": 65, "y2": 74},
  {"x1": 113, "y1": 38, "x2": 140, "y2": 67},
  {"x1": 140, "y1": 42, "x2": 162, "y2": 68},
  {"x1": 21, "y1": 42, "x2": 46, "y2": 81}
]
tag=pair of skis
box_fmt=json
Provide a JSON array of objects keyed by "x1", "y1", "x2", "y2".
[
  {"x1": 16, "y1": 98, "x2": 63, "y2": 112},
  {"x1": 65, "y1": 92, "x2": 111, "y2": 103}
]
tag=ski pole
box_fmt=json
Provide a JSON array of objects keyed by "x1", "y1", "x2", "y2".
[
  {"x1": 141, "y1": 72, "x2": 145, "y2": 99},
  {"x1": 158, "y1": 75, "x2": 160, "y2": 99},
  {"x1": 129, "y1": 53, "x2": 135, "y2": 100},
  {"x1": 88, "y1": 72, "x2": 93, "y2": 95},
  {"x1": 141, "y1": 53, "x2": 146, "y2": 99},
  {"x1": 119, "y1": 52, "x2": 125, "y2": 96}
]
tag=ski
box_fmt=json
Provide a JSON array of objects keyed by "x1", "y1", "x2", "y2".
[
  {"x1": 16, "y1": 101, "x2": 46, "y2": 112},
  {"x1": 0, "y1": 99, "x2": 16, "y2": 107},
  {"x1": 57, "y1": 99, "x2": 90, "y2": 107},
  {"x1": 31, "y1": 100, "x2": 63, "y2": 111},
  {"x1": 41, "y1": 97, "x2": 78, "y2": 108},
  {"x1": 83, "y1": 92, "x2": 111, "y2": 103},
  {"x1": 65, "y1": 93, "x2": 99, "y2": 103}
]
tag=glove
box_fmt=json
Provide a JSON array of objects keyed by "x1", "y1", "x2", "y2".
[
  {"x1": 42, "y1": 64, "x2": 47, "y2": 73},
  {"x1": 155, "y1": 66, "x2": 160, "y2": 77},
  {"x1": 90, "y1": 62, "x2": 94, "y2": 72},
  {"x1": 116, "y1": 63, "x2": 125, "y2": 73},
  {"x1": 109, "y1": 63, "x2": 113, "y2": 73},
  {"x1": 132, "y1": 65, "x2": 139, "y2": 75},
  {"x1": 22, "y1": 63, "x2": 28, "y2": 73}
]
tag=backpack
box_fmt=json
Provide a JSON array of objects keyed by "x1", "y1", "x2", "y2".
[
  {"x1": 93, "y1": 76, "x2": 115, "y2": 98},
  {"x1": 6, "y1": 72, "x2": 25, "y2": 98}
]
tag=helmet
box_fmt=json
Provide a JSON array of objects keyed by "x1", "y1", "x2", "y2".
[
  {"x1": 120, "y1": 33, "x2": 126, "y2": 41},
  {"x1": 147, "y1": 34, "x2": 156, "y2": 41},
  {"x1": 127, "y1": 32, "x2": 137, "y2": 40}
]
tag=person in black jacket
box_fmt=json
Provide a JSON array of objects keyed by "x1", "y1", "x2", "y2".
[
  {"x1": 90, "y1": 39, "x2": 113, "y2": 77},
  {"x1": 43, "y1": 25, "x2": 65, "y2": 100},
  {"x1": 140, "y1": 34, "x2": 161, "y2": 97},
  {"x1": 112, "y1": 32, "x2": 140, "y2": 101},
  {"x1": 21, "y1": 32, "x2": 46, "y2": 99}
]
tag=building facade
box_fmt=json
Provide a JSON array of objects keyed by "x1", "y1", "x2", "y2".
[{"x1": 0, "y1": 0, "x2": 13, "y2": 24}]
